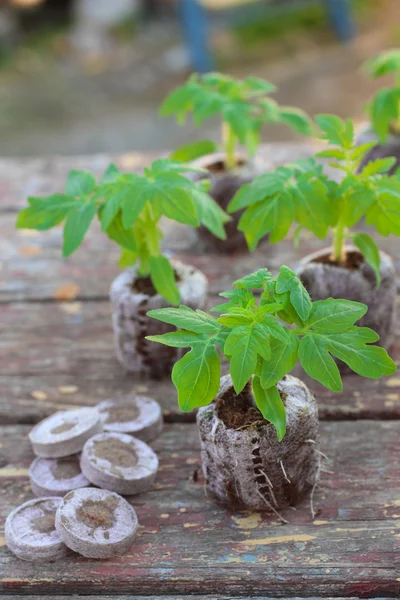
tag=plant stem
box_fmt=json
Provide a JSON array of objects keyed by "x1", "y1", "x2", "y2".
[
  {"x1": 333, "y1": 217, "x2": 346, "y2": 264},
  {"x1": 222, "y1": 122, "x2": 237, "y2": 171}
]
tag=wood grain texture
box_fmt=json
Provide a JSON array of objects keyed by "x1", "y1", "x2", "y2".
[
  {"x1": 0, "y1": 597, "x2": 378, "y2": 600},
  {"x1": 0, "y1": 421, "x2": 399, "y2": 597},
  {"x1": 1, "y1": 300, "x2": 399, "y2": 424}
]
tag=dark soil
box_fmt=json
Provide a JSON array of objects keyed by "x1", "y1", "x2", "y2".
[
  {"x1": 101, "y1": 401, "x2": 140, "y2": 424},
  {"x1": 77, "y1": 497, "x2": 119, "y2": 529},
  {"x1": 206, "y1": 157, "x2": 246, "y2": 174},
  {"x1": 93, "y1": 438, "x2": 138, "y2": 468},
  {"x1": 132, "y1": 270, "x2": 181, "y2": 296},
  {"x1": 51, "y1": 456, "x2": 81, "y2": 481},
  {"x1": 216, "y1": 382, "x2": 287, "y2": 430},
  {"x1": 50, "y1": 421, "x2": 75, "y2": 435},
  {"x1": 34, "y1": 511, "x2": 56, "y2": 534},
  {"x1": 313, "y1": 249, "x2": 365, "y2": 270}
]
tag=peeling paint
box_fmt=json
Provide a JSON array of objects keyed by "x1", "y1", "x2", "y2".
[
  {"x1": 238, "y1": 534, "x2": 316, "y2": 546},
  {"x1": 232, "y1": 513, "x2": 262, "y2": 530}
]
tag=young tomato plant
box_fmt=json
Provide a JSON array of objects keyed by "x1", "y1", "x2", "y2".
[
  {"x1": 160, "y1": 72, "x2": 312, "y2": 169},
  {"x1": 147, "y1": 267, "x2": 395, "y2": 440},
  {"x1": 228, "y1": 114, "x2": 400, "y2": 285},
  {"x1": 364, "y1": 49, "x2": 400, "y2": 142},
  {"x1": 16, "y1": 159, "x2": 229, "y2": 304}
]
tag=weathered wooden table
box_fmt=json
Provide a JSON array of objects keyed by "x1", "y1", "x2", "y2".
[{"x1": 1, "y1": 144, "x2": 399, "y2": 600}]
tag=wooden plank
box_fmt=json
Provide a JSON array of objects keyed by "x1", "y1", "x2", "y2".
[
  {"x1": 0, "y1": 143, "x2": 315, "y2": 212},
  {"x1": 0, "y1": 597, "x2": 375, "y2": 600},
  {"x1": 1, "y1": 300, "x2": 399, "y2": 424},
  {"x1": 0, "y1": 421, "x2": 399, "y2": 597}
]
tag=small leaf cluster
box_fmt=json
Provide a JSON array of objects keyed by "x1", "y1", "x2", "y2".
[
  {"x1": 363, "y1": 49, "x2": 400, "y2": 142},
  {"x1": 160, "y1": 72, "x2": 312, "y2": 160},
  {"x1": 147, "y1": 267, "x2": 395, "y2": 441},
  {"x1": 16, "y1": 159, "x2": 229, "y2": 305},
  {"x1": 228, "y1": 114, "x2": 400, "y2": 284}
]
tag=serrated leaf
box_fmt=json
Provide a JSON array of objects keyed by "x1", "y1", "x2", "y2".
[
  {"x1": 307, "y1": 298, "x2": 367, "y2": 333},
  {"x1": 100, "y1": 163, "x2": 121, "y2": 184},
  {"x1": 360, "y1": 157, "x2": 397, "y2": 176},
  {"x1": 225, "y1": 327, "x2": 259, "y2": 394},
  {"x1": 149, "y1": 255, "x2": 180, "y2": 305},
  {"x1": 234, "y1": 268, "x2": 272, "y2": 289},
  {"x1": 315, "y1": 114, "x2": 348, "y2": 147},
  {"x1": 65, "y1": 170, "x2": 96, "y2": 197},
  {"x1": 276, "y1": 266, "x2": 312, "y2": 321},
  {"x1": 252, "y1": 378, "x2": 286, "y2": 441},
  {"x1": 172, "y1": 342, "x2": 221, "y2": 412},
  {"x1": 353, "y1": 233, "x2": 381, "y2": 288},
  {"x1": 261, "y1": 333, "x2": 299, "y2": 389},
  {"x1": 144, "y1": 174, "x2": 199, "y2": 227},
  {"x1": 325, "y1": 327, "x2": 396, "y2": 378},
  {"x1": 238, "y1": 190, "x2": 294, "y2": 249},
  {"x1": 146, "y1": 330, "x2": 205, "y2": 348},
  {"x1": 293, "y1": 177, "x2": 331, "y2": 239},
  {"x1": 342, "y1": 181, "x2": 375, "y2": 227},
  {"x1": 299, "y1": 333, "x2": 342, "y2": 392},
  {"x1": 217, "y1": 312, "x2": 253, "y2": 327},
  {"x1": 62, "y1": 200, "x2": 97, "y2": 257},
  {"x1": 228, "y1": 171, "x2": 287, "y2": 212},
  {"x1": 147, "y1": 305, "x2": 221, "y2": 335}
]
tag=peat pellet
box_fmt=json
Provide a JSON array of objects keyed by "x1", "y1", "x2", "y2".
[
  {"x1": 29, "y1": 407, "x2": 103, "y2": 458},
  {"x1": 55, "y1": 487, "x2": 138, "y2": 559},
  {"x1": 29, "y1": 455, "x2": 90, "y2": 497},
  {"x1": 5, "y1": 497, "x2": 68, "y2": 562},
  {"x1": 97, "y1": 395, "x2": 163, "y2": 442},
  {"x1": 80, "y1": 431, "x2": 158, "y2": 495}
]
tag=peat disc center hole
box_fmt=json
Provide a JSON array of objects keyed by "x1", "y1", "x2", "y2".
[
  {"x1": 93, "y1": 438, "x2": 138, "y2": 468},
  {"x1": 103, "y1": 402, "x2": 139, "y2": 424},
  {"x1": 51, "y1": 456, "x2": 81, "y2": 480},
  {"x1": 77, "y1": 497, "x2": 118, "y2": 529},
  {"x1": 50, "y1": 421, "x2": 76, "y2": 435},
  {"x1": 34, "y1": 511, "x2": 56, "y2": 534}
]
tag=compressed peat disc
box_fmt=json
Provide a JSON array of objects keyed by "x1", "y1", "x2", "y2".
[
  {"x1": 97, "y1": 395, "x2": 163, "y2": 442},
  {"x1": 29, "y1": 407, "x2": 103, "y2": 458},
  {"x1": 29, "y1": 454, "x2": 90, "y2": 497},
  {"x1": 80, "y1": 431, "x2": 158, "y2": 495},
  {"x1": 55, "y1": 487, "x2": 138, "y2": 559},
  {"x1": 5, "y1": 497, "x2": 68, "y2": 562}
]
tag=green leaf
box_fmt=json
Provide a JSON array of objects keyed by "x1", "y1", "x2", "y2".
[
  {"x1": 149, "y1": 255, "x2": 180, "y2": 305},
  {"x1": 293, "y1": 177, "x2": 331, "y2": 239},
  {"x1": 146, "y1": 330, "x2": 205, "y2": 348},
  {"x1": 172, "y1": 342, "x2": 221, "y2": 412},
  {"x1": 100, "y1": 163, "x2": 121, "y2": 184},
  {"x1": 225, "y1": 326, "x2": 260, "y2": 394},
  {"x1": 366, "y1": 184, "x2": 400, "y2": 236},
  {"x1": 252, "y1": 379, "x2": 286, "y2": 441},
  {"x1": 315, "y1": 114, "x2": 349, "y2": 147},
  {"x1": 365, "y1": 49, "x2": 400, "y2": 78},
  {"x1": 342, "y1": 182, "x2": 375, "y2": 227},
  {"x1": 106, "y1": 213, "x2": 137, "y2": 252},
  {"x1": 243, "y1": 76, "x2": 276, "y2": 93},
  {"x1": 228, "y1": 171, "x2": 287, "y2": 213},
  {"x1": 370, "y1": 88, "x2": 400, "y2": 143},
  {"x1": 278, "y1": 107, "x2": 313, "y2": 136},
  {"x1": 217, "y1": 310, "x2": 253, "y2": 328},
  {"x1": 325, "y1": 327, "x2": 396, "y2": 378},
  {"x1": 65, "y1": 170, "x2": 96, "y2": 197},
  {"x1": 147, "y1": 305, "x2": 221, "y2": 335},
  {"x1": 360, "y1": 157, "x2": 397, "y2": 176},
  {"x1": 16, "y1": 204, "x2": 67, "y2": 230},
  {"x1": 234, "y1": 268, "x2": 272, "y2": 289},
  {"x1": 62, "y1": 200, "x2": 97, "y2": 257},
  {"x1": 261, "y1": 333, "x2": 299, "y2": 389},
  {"x1": 144, "y1": 174, "x2": 199, "y2": 227},
  {"x1": 119, "y1": 248, "x2": 137, "y2": 268},
  {"x1": 307, "y1": 298, "x2": 367, "y2": 333},
  {"x1": 298, "y1": 333, "x2": 342, "y2": 392},
  {"x1": 238, "y1": 190, "x2": 295, "y2": 249},
  {"x1": 170, "y1": 140, "x2": 218, "y2": 162},
  {"x1": 100, "y1": 193, "x2": 123, "y2": 231},
  {"x1": 191, "y1": 186, "x2": 229, "y2": 240},
  {"x1": 276, "y1": 266, "x2": 312, "y2": 321},
  {"x1": 353, "y1": 233, "x2": 381, "y2": 288}
]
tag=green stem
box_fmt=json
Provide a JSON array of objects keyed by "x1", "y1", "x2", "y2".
[
  {"x1": 333, "y1": 217, "x2": 346, "y2": 264},
  {"x1": 222, "y1": 122, "x2": 237, "y2": 171}
]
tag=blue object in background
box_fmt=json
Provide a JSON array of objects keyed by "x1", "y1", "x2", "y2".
[{"x1": 179, "y1": 0, "x2": 356, "y2": 73}]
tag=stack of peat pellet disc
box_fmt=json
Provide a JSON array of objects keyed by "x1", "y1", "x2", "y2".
[{"x1": 5, "y1": 395, "x2": 162, "y2": 562}]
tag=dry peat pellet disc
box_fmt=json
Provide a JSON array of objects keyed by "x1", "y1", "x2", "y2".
[
  {"x1": 29, "y1": 455, "x2": 90, "y2": 497},
  {"x1": 97, "y1": 395, "x2": 163, "y2": 442},
  {"x1": 5, "y1": 497, "x2": 68, "y2": 562},
  {"x1": 29, "y1": 407, "x2": 103, "y2": 458},
  {"x1": 55, "y1": 487, "x2": 138, "y2": 559},
  {"x1": 80, "y1": 431, "x2": 158, "y2": 495}
]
